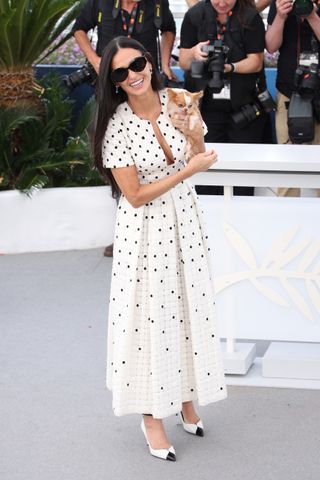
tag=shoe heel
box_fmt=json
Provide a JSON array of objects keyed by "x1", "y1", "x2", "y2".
[
  {"x1": 180, "y1": 411, "x2": 204, "y2": 437},
  {"x1": 141, "y1": 418, "x2": 176, "y2": 461}
]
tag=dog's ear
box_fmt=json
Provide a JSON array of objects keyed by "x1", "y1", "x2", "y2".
[
  {"x1": 166, "y1": 88, "x2": 176, "y2": 101},
  {"x1": 192, "y1": 91, "x2": 203, "y2": 101}
]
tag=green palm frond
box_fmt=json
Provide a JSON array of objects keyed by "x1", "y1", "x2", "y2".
[
  {"x1": 0, "y1": 73, "x2": 104, "y2": 193},
  {"x1": 0, "y1": 106, "x2": 40, "y2": 145},
  {"x1": 73, "y1": 96, "x2": 96, "y2": 137},
  {"x1": 14, "y1": 167, "x2": 50, "y2": 192},
  {"x1": 0, "y1": 0, "x2": 83, "y2": 69}
]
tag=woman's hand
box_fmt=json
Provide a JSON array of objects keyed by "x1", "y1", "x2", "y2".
[
  {"x1": 170, "y1": 110, "x2": 188, "y2": 133},
  {"x1": 170, "y1": 111, "x2": 204, "y2": 137},
  {"x1": 193, "y1": 40, "x2": 210, "y2": 61},
  {"x1": 186, "y1": 149, "x2": 218, "y2": 175}
]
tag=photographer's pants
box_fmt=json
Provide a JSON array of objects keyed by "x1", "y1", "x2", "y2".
[
  {"x1": 276, "y1": 92, "x2": 320, "y2": 197},
  {"x1": 197, "y1": 107, "x2": 268, "y2": 196}
]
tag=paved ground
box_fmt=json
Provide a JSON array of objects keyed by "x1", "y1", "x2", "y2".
[{"x1": 1, "y1": 249, "x2": 320, "y2": 480}]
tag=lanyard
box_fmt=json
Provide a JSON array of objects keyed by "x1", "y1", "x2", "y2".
[
  {"x1": 121, "y1": 2, "x2": 139, "y2": 38},
  {"x1": 216, "y1": 10, "x2": 233, "y2": 40}
]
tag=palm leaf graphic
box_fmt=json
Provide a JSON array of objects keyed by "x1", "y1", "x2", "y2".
[
  {"x1": 250, "y1": 279, "x2": 289, "y2": 307},
  {"x1": 261, "y1": 227, "x2": 299, "y2": 268},
  {"x1": 306, "y1": 280, "x2": 320, "y2": 313},
  {"x1": 223, "y1": 223, "x2": 257, "y2": 269},
  {"x1": 298, "y1": 242, "x2": 320, "y2": 272},
  {"x1": 272, "y1": 238, "x2": 310, "y2": 269},
  {"x1": 281, "y1": 278, "x2": 315, "y2": 322}
]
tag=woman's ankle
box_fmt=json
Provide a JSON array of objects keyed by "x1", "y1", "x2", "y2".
[{"x1": 181, "y1": 401, "x2": 200, "y2": 424}]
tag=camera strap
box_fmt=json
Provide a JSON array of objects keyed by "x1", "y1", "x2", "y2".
[
  {"x1": 111, "y1": 0, "x2": 162, "y2": 34},
  {"x1": 216, "y1": 11, "x2": 233, "y2": 41},
  {"x1": 122, "y1": 2, "x2": 139, "y2": 37}
]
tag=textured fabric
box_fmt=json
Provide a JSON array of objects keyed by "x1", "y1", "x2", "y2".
[{"x1": 102, "y1": 89, "x2": 227, "y2": 418}]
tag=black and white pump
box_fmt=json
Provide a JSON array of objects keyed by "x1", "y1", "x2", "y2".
[
  {"x1": 140, "y1": 419, "x2": 176, "y2": 461},
  {"x1": 180, "y1": 411, "x2": 204, "y2": 437}
]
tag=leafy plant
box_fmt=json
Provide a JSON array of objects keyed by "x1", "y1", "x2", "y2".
[
  {"x1": 0, "y1": 74, "x2": 104, "y2": 193},
  {"x1": 0, "y1": 0, "x2": 82, "y2": 108}
]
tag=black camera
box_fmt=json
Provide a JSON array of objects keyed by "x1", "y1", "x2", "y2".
[
  {"x1": 257, "y1": 89, "x2": 277, "y2": 113},
  {"x1": 231, "y1": 102, "x2": 263, "y2": 129},
  {"x1": 231, "y1": 85, "x2": 276, "y2": 128},
  {"x1": 292, "y1": 0, "x2": 314, "y2": 17},
  {"x1": 190, "y1": 40, "x2": 229, "y2": 93},
  {"x1": 63, "y1": 62, "x2": 97, "y2": 91},
  {"x1": 288, "y1": 61, "x2": 320, "y2": 142},
  {"x1": 293, "y1": 63, "x2": 320, "y2": 99}
]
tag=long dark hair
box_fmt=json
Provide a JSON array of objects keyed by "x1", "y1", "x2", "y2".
[
  {"x1": 236, "y1": 0, "x2": 258, "y2": 28},
  {"x1": 93, "y1": 36, "x2": 162, "y2": 197}
]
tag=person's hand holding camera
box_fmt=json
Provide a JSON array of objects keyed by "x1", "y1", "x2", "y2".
[
  {"x1": 276, "y1": 0, "x2": 293, "y2": 19},
  {"x1": 192, "y1": 40, "x2": 210, "y2": 62}
]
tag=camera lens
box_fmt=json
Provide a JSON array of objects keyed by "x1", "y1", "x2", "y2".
[
  {"x1": 190, "y1": 60, "x2": 205, "y2": 79},
  {"x1": 292, "y1": 0, "x2": 314, "y2": 17},
  {"x1": 231, "y1": 103, "x2": 262, "y2": 128},
  {"x1": 63, "y1": 64, "x2": 96, "y2": 91}
]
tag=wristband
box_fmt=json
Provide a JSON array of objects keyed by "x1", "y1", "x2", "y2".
[{"x1": 229, "y1": 63, "x2": 235, "y2": 73}]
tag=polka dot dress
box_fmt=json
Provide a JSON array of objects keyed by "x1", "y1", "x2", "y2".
[{"x1": 102, "y1": 89, "x2": 227, "y2": 418}]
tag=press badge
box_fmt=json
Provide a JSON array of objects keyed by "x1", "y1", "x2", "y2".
[
  {"x1": 299, "y1": 52, "x2": 319, "y2": 67},
  {"x1": 212, "y1": 82, "x2": 231, "y2": 100}
]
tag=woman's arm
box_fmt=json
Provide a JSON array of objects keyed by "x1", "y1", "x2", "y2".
[
  {"x1": 111, "y1": 150, "x2": 217, "y2": 208},
  {"x1": 224, "y1": 52, "x2": 264, "y2": 73},
  {"x1": 179, "y1": 41, "x2": 209, "y2": 70}
]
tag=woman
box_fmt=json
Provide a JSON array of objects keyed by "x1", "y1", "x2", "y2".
[{"x1": 94, "y1": 36, "x2": 227, "y2": 462}]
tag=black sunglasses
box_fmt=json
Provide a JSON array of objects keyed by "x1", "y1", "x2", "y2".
[{"x1": 111, "y1": 55, "x2": 148, "y2": 84}]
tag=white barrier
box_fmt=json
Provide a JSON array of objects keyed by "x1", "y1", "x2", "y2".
[{"x1": 193, "y1": 143, "x2": 320, "y2": 385}]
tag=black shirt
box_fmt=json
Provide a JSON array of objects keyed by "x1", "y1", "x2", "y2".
[
  {"x1": 180, "y1": 2, "x2": 265, "y2": 53},
  {"x1": 268, "y1": 1, "x2": 320, "y2": 97},
  {"x1": 72, "y1": 0, "x2": 176, "y2": 67},
  {"x1": 180, "y1": 0, "x2": 265, "y2": 110}
]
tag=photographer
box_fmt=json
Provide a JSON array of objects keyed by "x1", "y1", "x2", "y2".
[
  {"x1": 266, "y1": 0, "x2": 320, "y2": 196},
  {"x1": 73, "y1": 0, "x2": 177, "y2": 79},
  {"x1": 266, "y1": 0, "x2": 320, "y2": 143},
  {"x1": 179, "y1": 0, "x2": 267, "y2": 146},
  {"x1": 179, "y1": 0, "x2": 268, "y2": 195}
]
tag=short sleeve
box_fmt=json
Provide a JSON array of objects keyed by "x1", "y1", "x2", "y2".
[
  {"x1": 180, "y1": 11, "x2": 199, "y2": 49},
  {"x1": 72, "y1": 0, "x2": 97, "y2": 34},
  {"x1": 160, "y1": 0, "x2": 176, "y2": 34},
  {"x1": 102, "y1": 115, "x2": 135, "y2": 169},
  {"x1": 243, "y1": 13, "x2": 266, "y2": 53}
]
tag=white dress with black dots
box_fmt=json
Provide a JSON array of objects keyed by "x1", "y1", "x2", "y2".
[{"x1": 102, "y1": 89, "x2": 227, "y2": 418}]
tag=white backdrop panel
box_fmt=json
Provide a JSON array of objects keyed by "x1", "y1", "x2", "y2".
[{"x1": 201, "y1": 196, "x2": 320, "y2": 342}]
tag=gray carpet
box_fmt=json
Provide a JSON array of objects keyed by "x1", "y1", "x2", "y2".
[{"x1": 1, "y1": 249, "x2": 319, "y2": 480}]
